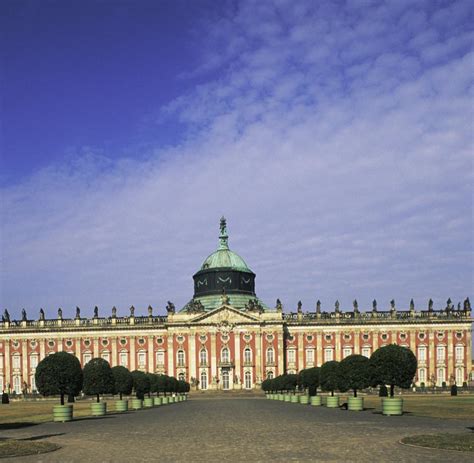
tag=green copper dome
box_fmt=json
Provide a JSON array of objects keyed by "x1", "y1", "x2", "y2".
[{"x1": 200, "y1": 217, "x2": 252, "y2": 272}]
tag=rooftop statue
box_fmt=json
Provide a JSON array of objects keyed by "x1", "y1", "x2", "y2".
[
  {"x1": 221, "y1": 289, "x2": 230, "y2": 305},
  {"x1": 410, "y1": 299, "x2": 415, "y2": 311},
  {"x1": 75, "y1": 306, "x2": 80, "y2": 318},
  {"x1": 335, "y1": 300, "x2": 340, "y2": 312},
  {"x1": 21, "y1": 309, "x2": 27, "y2": 321},
  {"x1": 94, "y1": 306, "x2": 99, "y2": 318},
  {"x1": 428, "y1": 299, "x2": 433, "y2": 311},
  {"x1": 316, "y1": 300, "x2": 321, "y2": 313},
  {"x1": 390, "y1": 299, "x2": 395, "y2": 310},
  {"x1": 130, "y1": 305, "x2": 135, "y2": 316},
  {"x1": 372, "y1": 299, "x2": 377, "y2": 312},
  {"x1": 39, "y1": 308, "x2": 45, "y2": 320},
  {"x1": 464, "y1": 297, "x2": 471, "y2": 311},
  {"x1": 297, "y1": 301, "x2": 302, "y2": 313},
  {"x1": 148, "y1": 305, "x2": 153, "y2": 316},
  {"x1": 353, "y1": 299, "x2": 359, "y2": 312},
  {"x1": 166, "y1": 301, "x2": 175, "y2": 314},
  {"x1": 112, "y1": 306, "x2": 117, "y2": 317},
  {"x1": 275, "y1": 299, "x2": 282, "y2": 312},
  {"x1": 58, "y1": 308, "x2": 62, "y2": 319}
]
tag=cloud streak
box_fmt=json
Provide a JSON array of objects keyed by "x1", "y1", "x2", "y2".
[{"x1": 1, "y1": 0, "x2": 472, "y2": 318}]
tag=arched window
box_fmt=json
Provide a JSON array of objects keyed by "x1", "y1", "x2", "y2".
[
  {"x1": 221, "y1": 347, "x2": 230, "y2": 363},
  {"x1": 244, "y1": 371, "x2": 252, "y2": 389},
  {"x1": 13, "y1": 376, "x2": 21, "y2": 394},
  {"x1": 267, "y1": 371, "x2": 274, "y2": 379},
  {"x1": 456, "y1": 367, "x2": 464, "y2": 385},
  {"x1": 200, "y1": 349, "x2": 207, "y2": 366},
  {"x1": 119, "y1": 351, "x2": 128, "y2": 367},
  {"x1": 200, "y1": 371, "x2": 207, "y2": 390},
  {"x1": 177, "y1": 350, "x2": 185, "y2": 367},
  {"x1": 266, "y1": 347, "x2": 274, "y2": 364},
  {"x1": 222, "y1": 370, "x2": 230, "y2": 390},
  {"x1": 244, "y1": 348, "x2": 252, "y2": 363}
]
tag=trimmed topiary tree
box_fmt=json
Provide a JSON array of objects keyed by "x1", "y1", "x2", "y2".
[
  {"x1": 339, "y1": 355, "x2": 370, "y2": 397},
  {"x1": 370, "y1": 344, "x2": 417, "y2": 397},
  {"x1": 111, "y1": 366, "x2": 133, "y2": 400},
  {"x1": 299, "y1": 367, "x2": 320, "y2": 396},
  {"x1": 131, "y1": 370, "x2": 150, "y2": 400},
  {"x1": 83, "y1": 358, "x2": 115, "y2": 403},
  {"x1": 35, "y1": 352, "x2": 83, "y2": 405},
  {"x1": 320, "y1": 361, "x2": 341, "y2": 396},
  {"x1": 156, "y1": 374, "x2": 168, "y2": 396}
]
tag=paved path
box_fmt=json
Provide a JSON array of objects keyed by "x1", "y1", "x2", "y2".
[{"x1": 1, "y1": 398, "x2": 473, "y2": 462}]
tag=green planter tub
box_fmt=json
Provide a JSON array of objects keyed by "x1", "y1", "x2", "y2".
[
  {"x1": 115, "y1": 399, "x2": 128, "y2": 412},
  {"x1": 310, "y1": 396, "x2": 322, "y2": 406},
  {"x1": 326, "y1": 396, "x2": 339, "y2": 408},
  {"x1": 154, "y1": 397, "x2": 162, "y2": 406},
  {"x1": 53, "y1": 404, "x2": 73, "y2": 422},
  {"x1": 144, "y1": 397, "x2": 154, "y2": 408},
  {"x1": 278, "y1": 394, "x2": 284, "y2": 401},
  {"x1": 131, "y1": 398, "x2": 143, "y2": 410},
  {"x1": 299, "y1": 395, "x2": 309, "y2": 405},
  {"x1": 348, "y1": 397, "x2": 363, "y2": 411},
  {"x1": 91, "y1": 402, "x2": 107, "y2": 416},
  {"x1": 290, "y1": 395, "x2": 299, "y2": 403},
  {"x1": 284, "y1": 394, "x2": 291, "y2": 402},
  {"x1": 382, "y1": 397, "x2": 403, "y2": 416},
  {"x1": 162, "y1": 396, "x2": 169, "y2": 405}
]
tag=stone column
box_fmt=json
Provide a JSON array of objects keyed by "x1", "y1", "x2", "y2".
[
  {"x1": 111, "y1": 337, "x2": 117, "y2": 367},
  {"x1": 335, "y1": 331, "x2": 341, "y2": 361},
  {"x1": 255, "y1": 331, "x2": 262, "y2": 386},
  {"x1": 22, "y1": 341, "x2": 28, "y2": 387},
  {"x1": 130, "y1": 336, "x2": 136, "y2": 371},
  {"x1": 5, "y1": 342, "x2": 10, "y2": 391},
  {"x1": 428, "y1": 330, "x2": 435, "y2": 382},
  {"x1": 57, "y1": 338, "x2": 63, "y2": 352},
  {"x1": 447, "y1": 330, "x2": 454, "y2": 381},
  {"x1": 277, "y1": 331, "x2": 284, "y2": 375},
  {"x1": 189, "y1": 333, "x2": 196, "y2": 382},
  {"x1": 465, "y1": 328, "x2": 472, "y2": 384},
  {"x1": 409, "y1": 329, "x2": 416, "y2": 353},
  {"x1": 93, "y1": 338, "x2": 99, "y2": 358},
  {"x1": 372, "y1": 330, "x2": 379, "y2": 351},
  {"x1": 167, "y1": 335, "x2": 174, "y2": 376},
  {"x1": 298, "y1": 333, "x2": 304, "y2": 370},
  {"x1": 234, "y1": 331, "x2": 241, "y2": 389},
  {"x1": 210, "y1": 332, "x2": 217, "y2": 389},
  {"x1": 75, "y1": 339, "x2": 81, "y2": 362},
  {"x1": 148, "y1": 336, "x2": 155, "y2": 373},
  {"x1": 354, "y1": 329, "x2": 360, "y2": 354}
]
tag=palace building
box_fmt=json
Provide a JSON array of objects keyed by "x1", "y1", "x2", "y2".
[{"x1": 0, "y1": 218, "x2": 472, "y2": 394}]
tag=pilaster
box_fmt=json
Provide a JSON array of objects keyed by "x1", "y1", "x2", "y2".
[
  {"x1": 167, "y1": 335, "x2": 174, "y2": 376},
  {"x1": 21, "y1": 340, "x2": 28, "y2": 386},
  {"x1": 148, "y1": 336, "x2": 154, "y2": 373},
  {"x1": 255, "y1": 331, "x2": 262, "y2": 385},
  {"x1": 189, "y1": 333, "x2": 196, "y2": 381},
  {"x1": 277, "y1": 331, "x2": 284, "y2": 374},
  {"x1": 428, "y1": 331, "x2": 435, "y2": 382},
  {"x1": 297, "y1": 332, "x2": 304, "y2": 370},
  {"x1": 130, "y1": 336, "x2": 136, "y2": 371},
  {"x1": 316, "y1": 332, "x2": 322, "y2": 366},
  {"x1": 335, "y1": 331, "x2": 341, "y2": 361},
  {"x1": 111, "y1": 337, "x2": 117, "y2": 367},
  {"x1": 210, "y1": 332, "x2": 217, "y2": 388},
  {"x1": 234, "y1": 331, "x2": 241, "y2": 389}
]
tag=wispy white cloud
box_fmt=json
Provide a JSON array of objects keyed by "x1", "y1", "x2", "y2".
[{"x1": 1, "y1": 0, "x2": 472, "y2": 318}]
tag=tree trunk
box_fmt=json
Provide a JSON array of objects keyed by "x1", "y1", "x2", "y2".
[
  {"x1": 390, "y1": 384, "x2": 394, "y2": 397},
  {"x1": 354, "y1": 388, "x2": 357, "y2": 397},
  {"x1": 331, "y1": 390, "x2": 334, "y2": 396},
  {"x1": 96, "y1": 393, "x2": 100, "y2": 403},
  {"x1": 60, "y1": 393, "x2": 65, "y2": 405},
  {"x1": 119, "y1": 392, "x2": 123, "y2": 400}
]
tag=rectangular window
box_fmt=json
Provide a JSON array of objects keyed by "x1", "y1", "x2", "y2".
[
  {"x1": 418, "y1": 368, "x2": 426, "y2": 383},
  {"x1": 361, "y1": 347, "x2": 371, "y2": 358},
  {"x1": 120, "y1": 352, "x2": 128, "y2": 367},
  {"x1": 30, "y1": 355, "x2": 38, "y2": 369},
  {"x1": 12, "y1": 356, "x2": 20, "y2": 369},
  {"x1": 437, "y1": 346, "x2": 445, "y2": 361},
  {"x1": 30, "y1": 375, "x2": 36, "y2": 392},
  {"x1": 83, "y1": 353, "x2": 92, "y2": 365},
  {"x1": 138, "y1": 352, "x2": 146, "y2": 367},
  {"x1": 324, "y1": 348, "x2": 334, "y2": 362},
  {"x1": 156, "y1": 351, "x2": 165, "y2": 365},
  {"x1": 417, "y1": 347, "x2": 426, "y2": 361},
  {"x1": 101, "y1": 352, "x2": 110, "y2": 363},
  {"x1": 287, "y1": 349, "x2": 296, "y2": 363},
  {"x1": 455, "y1": 346, "x2": 464, "y2": 361},
  {"x1": 305, "y1": 349, "x2": 314, "y2": 364},
  {"x1": 343, "y1": 348, "x2": 352, "y2": 359}
]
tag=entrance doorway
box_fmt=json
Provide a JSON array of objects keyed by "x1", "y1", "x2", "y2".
[{"x1": 222, "y1": 369, "x2": 230, "y2": 390}]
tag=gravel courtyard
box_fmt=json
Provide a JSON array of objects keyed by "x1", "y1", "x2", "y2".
[{"x1": 1, "y1": 397, "x2": 472, "y2": 462}]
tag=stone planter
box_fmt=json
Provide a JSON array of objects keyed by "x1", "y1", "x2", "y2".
[
  {"x1": 310, "y1": 396, "x2": 322, "y2": 406},
  {"x1": 131, "y1": 398, "x2": 143, "y2": 410},
  {"x1": 143, "y1": 397, "x2": 154, "y2": 408},
  {"x1": 348, "y1": 397, "x2": 363, "y2": 411},
  {"x1": 382, "y1": 397, "x2": 403, "y2": 415},
  {"x1": 326, "y1": 396, "x2": 339, "y2": 408},
  {"x1": 284, "y1": 394, "x2": 291, "y2": 402},
  {"x1": 278, "y1": 394, "x2": 284, "y2": 401},
  {"x1": 91, "y1": 402, "x2": 107, "y2": 416},
  {"x1": 154, "y1": 397, "x2": 162, "y2": 406},
  {"x1": 290, "y1": 395, "x2": 299, "y2": 403},
  {"x1": 115, "y1": 399, "x2": 128, "y2": 412},
  {"x1": 299, "y1": 395, "x2": 309, "y2": 405},
  {"x1": 53, "y1": 404, "x2": 73, "y2": 422}
]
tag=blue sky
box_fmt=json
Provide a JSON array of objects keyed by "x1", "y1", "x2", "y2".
[{"x1": 1, "y1": 0, "x2": 472, "y2": 318}]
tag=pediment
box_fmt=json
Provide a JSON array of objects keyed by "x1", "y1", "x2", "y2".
[{"x1": 190, "y1": 305, "x2": 260, "y2": 325}]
